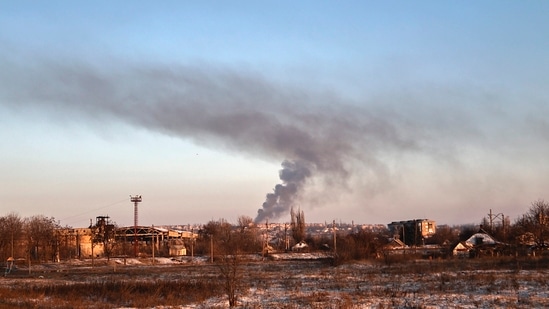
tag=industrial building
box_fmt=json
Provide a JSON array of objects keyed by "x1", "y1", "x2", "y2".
[
  {"x1": 55, "y1": 216, "x2": 197, "y2": 260},
  {"x1": 387, "y1": 219, "x2": 436, "y2": 246}
]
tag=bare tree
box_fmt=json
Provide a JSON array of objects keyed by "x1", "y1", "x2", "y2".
[
  {"x1": 200, "y1": 219, "x2": 232, "y2": 256},
  {"x1": 290, "y1": 207, "x2": 306, "y2": 244},
  {"x1": 237, "y1": 215, "x2": 253, "y2": 232},
  {"x1": 201, "y1": 219, "x2": 245, "y2": 307},
  {"x1": 514, "y1": 200, "x2": 549, "y2": 249},
  {"x1": 236, "y1": 215, "x2": 261, "y2": 253},
  {"x1": 217, "y1": 234, "x2": 243, "y2": 308},
  {"x1": 24, "y1": 215, "x2": 59, "y2": 262},
  {"x1": 0, "y1": 213, "x2": 24, "y2": 260},
  {"x1": 428, "y1": 225, "x2": 459, "y2": 246}
]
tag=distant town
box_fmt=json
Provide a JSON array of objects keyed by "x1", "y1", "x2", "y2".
[{"x1": 2, "y1": 198, "x2": 548, "y2": 267}]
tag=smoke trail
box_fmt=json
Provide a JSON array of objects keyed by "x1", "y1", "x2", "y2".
[
  {"x1": 0, "y1": 57, "x2": 412, "y2": 222},
  {"x1": 1, "y1": 53, "x2": 516, "y2": 222}
]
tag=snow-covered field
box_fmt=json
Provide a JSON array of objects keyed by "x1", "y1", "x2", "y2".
[
  {"x1": 3, "y1": 255, "x2": 549, "y2": 308},
  {"x1": 189, "y1": 258, "x2": 549, "y2": 308}
]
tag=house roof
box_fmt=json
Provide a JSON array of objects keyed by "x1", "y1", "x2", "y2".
[
  {"x1": 453, "y1": 241, "x2": 473, "y2": 251},
  {"x1": 292, "y1": 241, "x2": 308, "y2": 250},
  {"x1": 385, "y1": 238, "x2": 406, "y2": 248},
  {"x1": 465, "y1": 233, "x2": 497, "y2": 246}
]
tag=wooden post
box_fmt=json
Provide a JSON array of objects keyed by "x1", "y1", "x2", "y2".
[
  {"x1": 152, "y1": 225, "x2": 155, "y2": 265},
  {"x1": 333, "y1": 220, "x2": 337, "y2": 255},
  {"x1": 210, "y1": 235, "x2": 214, "y2": 263},
  {"x1": 191, "y1": 228, "x2": 194, "y2": 262}
]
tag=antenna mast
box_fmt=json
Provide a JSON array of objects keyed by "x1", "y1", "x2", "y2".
[{"x1": 130, "y1": 195, "x2": 142, "y2": 257}]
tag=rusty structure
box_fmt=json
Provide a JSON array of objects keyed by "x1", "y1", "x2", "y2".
[
  {"x1": 388, "y1": 219, "x2": 436, "y2": 246},
  {"x1": 55, "y1": 223, "x2": 197, "y2": 260}
]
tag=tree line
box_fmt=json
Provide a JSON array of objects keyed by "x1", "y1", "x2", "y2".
[
  {"x1": 2, "y1": 200, "x2": 549, "y2": 264},
  {"x1": 0, "y1": 213, "x2": 60, "y2": 263}
]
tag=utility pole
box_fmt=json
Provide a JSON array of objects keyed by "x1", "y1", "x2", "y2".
[
  {"x1": 284, "y1": 223, "x2": 288, "y2": 252},
  {"x1": 402, "y1": 224, "x2": 406, "y2": 253},
  {"x1": 151, "y1": 224, "x2": 155, "y2": 265},
  {"x1": 263, "y1": 219, "x2": 269, "y2": 257},
  {"x1": 76, "y1": 230, "x2": 80, "y2": 259},
  {"x1": 191, "y1": 228, "x2": 194, "y2": 262},
  {"x1": 414, "y1": 219, "x2": 417, "y2": 248},
  {"x1": 488, "y1": 209, "x2": 504, "y2": 234},
  {"x1": 210, "y1": 234, "x2": 214, "y2": 263},
  {"x1": 333, "y1": 220, "x2": 337, "y2": 255},
  {"x1": 130, "y1": 195, "x2": 142, "y2": 257}
]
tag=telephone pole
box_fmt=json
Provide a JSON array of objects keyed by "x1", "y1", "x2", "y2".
[
  {"x1": 333, "y1": 220, "x2": 337, "y2": 256},
  {"x1": 130, "y1": 195, "x2": 142, "y2": 257}
]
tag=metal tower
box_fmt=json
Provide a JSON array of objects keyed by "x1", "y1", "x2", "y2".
[{"x1": 130, "y1": 195, "x2": 142, "y2": 257}]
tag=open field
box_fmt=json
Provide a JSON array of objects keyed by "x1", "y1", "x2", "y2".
[{"x1": 2, "y1": 255, "x2": 549, "y2": 308}]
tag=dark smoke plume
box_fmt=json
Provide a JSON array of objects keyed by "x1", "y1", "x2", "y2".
[
  {"x1": 255, "y1": 160, "x2": 311, "y2": 223},
  {"x1": 0, "y1": 54, "x2": 493, "y2": 222}
]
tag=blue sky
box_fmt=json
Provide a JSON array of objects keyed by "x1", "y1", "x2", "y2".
[{"x1": 1, "y1": 1, "x2": 548, "y2": 227}]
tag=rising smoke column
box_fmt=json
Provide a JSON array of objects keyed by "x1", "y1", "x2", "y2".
[
  {"x1": 255, "y1": 160, "x2": 311, "y2": 223},
  {"x1": 0, "y1": 56, "x2": 421, "y2": 223}
]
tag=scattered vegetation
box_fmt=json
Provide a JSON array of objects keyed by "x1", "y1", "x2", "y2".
[
  {"x1": 2, "y1": 257, "x2": 549, "y2": 308},
  {"x1": 3, "y1": 200, "x2": 549, "y2": 307},
  {"x1": 4, "y1": 200, "x2": 549, "y2": 265}
]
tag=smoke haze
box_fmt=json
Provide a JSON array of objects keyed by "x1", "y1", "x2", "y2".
[{"x1": 1, "y1": 53, "x2": 548, "y2": 223}]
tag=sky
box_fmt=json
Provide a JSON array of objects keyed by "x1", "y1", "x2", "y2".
[{"x1": 1, "y1": 1, "x2": 548, "y2": 228}]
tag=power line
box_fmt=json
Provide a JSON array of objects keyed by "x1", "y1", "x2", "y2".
[{"x1": 60, "y1": 198, "x2": 128, "y2": 226}]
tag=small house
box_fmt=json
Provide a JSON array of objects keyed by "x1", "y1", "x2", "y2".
[
  {"x1": 168, "y1": 239, "x2": 187, "y2": 256},
  {"x1": 453, "y1": 230, "x2": 500, "y2": 258}
]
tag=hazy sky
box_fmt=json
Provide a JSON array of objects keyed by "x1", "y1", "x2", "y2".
[{"x1": 1, "y1": 1, "x2": 548, "y2": 227}]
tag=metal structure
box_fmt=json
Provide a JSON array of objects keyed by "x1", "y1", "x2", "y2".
[
  {"x1": 130, "y1": 195, "x2": 142, "y2": 256},
  {"x1": 487, "y1": 209, "x2": 506, "y2": 240},
  {"x1": 488, "y1": 209, "x2": 505, "y2": 231}
]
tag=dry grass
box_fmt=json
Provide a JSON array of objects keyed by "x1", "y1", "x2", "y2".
[
  {"x1": 0, "y1": 274, "x2": 221, "y2": 308},
  {"x1": 2, "y1": 256, "x2": 549, "y2": 308}
]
